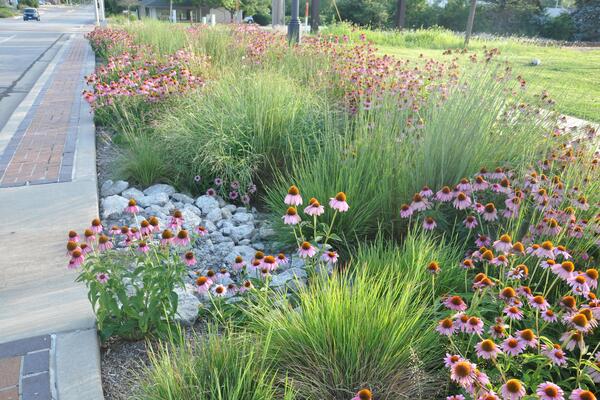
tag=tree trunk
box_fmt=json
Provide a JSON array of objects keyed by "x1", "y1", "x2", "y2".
[
  {"x1": 310, "y1": 0, "x2": 319, "y2": 33},
  {"x1": 395, "y1": 0, "x2": 406, "y2": 29},
  {"x1": 464, "y1": 0, "x2": 477, "y2": 47}
]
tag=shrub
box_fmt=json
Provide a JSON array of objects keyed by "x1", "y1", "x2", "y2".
[
  {"x1": 539, "y1": 13, "x2": 575, "y2": 41},
  {"x1": 247, "y1": 232, "x2": 463, "y2": 399},
  {"x1": 0, "y1": 6, "x2": 17, "y2": 18},
  {"x1": 572, "y1": 0, "x2": 600, "y2": 42},
  {"x1": 134, "y1": 328, "x2": 297, "y2": 400}
]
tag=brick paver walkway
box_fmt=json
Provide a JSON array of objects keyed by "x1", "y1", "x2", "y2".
[
  {"x1": 0, "y1": 336, "x2": 51, "y2": 400},
  {"x1": 0, "y1": 37, "x2": 88, "y2": 188}
]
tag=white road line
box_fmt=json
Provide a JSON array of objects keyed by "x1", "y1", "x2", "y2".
[{"x1": 0, "y1": 35, "x2": 16, "y2": 44}]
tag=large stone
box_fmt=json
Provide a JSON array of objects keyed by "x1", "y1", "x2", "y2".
[
  {"x1": 223, "y1": 204, "x2": 237, "y2": 213},
  {"x1": 270, "y1": 268, "x2": 307, "y2": 290},
  {"x1": 225, "y1": 245, "x2": 257, "y2": 264},
  {"x1": 232, "y1": 212, "x2": 253, "y2": 225},
  {"x1": 174, "y1": 285, "x2": 200, "y2": 326},
  {"x1": 206, "y1": 208, "x2": 222, "y2": 223},
  {"x1": 209, "y1": 231, "x2": 230, "y2": 244},
  {"x1": 183, "y1": 203, "x2": 202, "y2": 216},
  {"x1": 137, "y1": 192, "x2": 170, "y2": 208},
  {"x1": 171, "y1": 193, "x2": 194, "y2": 204},
  {"x1": 221, "y1": 208, "x2": 233, "y2": 220},
  {"x1": 195, "y1": 195, "x2": 220, "y2": 215},
  {"x1": 101, "y1": 195, "x2": 128, "y2": 219},
  {"x1": 259, "y1": 225, "x2": 276, "y2": 239},
  {"x1": 181, "y1": 208, "x2": 201, "y2": 229},
  {"x1": 101, "y1": 180, "x2": 129, "y2": 197},
  {"x1": 121, "y1": 187, "x2": 145, "y2": 200},
  {"x1": 203, "y1": 220, "x2": 218, "y2": 232},
  {"x1": 219, "y1": 221, "x2": 235, "y2": 236},
  {"x1": 143, "y1": 184, "x2": 176, "y2": 196},
  {"x1": 231, "y1": 224, "x2": 254, "y2": 243}
]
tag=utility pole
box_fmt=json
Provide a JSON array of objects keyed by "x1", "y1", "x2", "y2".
[
  {"x1": 287, "y1": 0, "x2": 300, "y2": 42},
  {"x1": 304, "y1": 0, "x2": 308, "y2": 27},
  {"x1": 395, "y1": 0, "x2": 405, "y2": 29},
  {"x1": 464, "y1": 0, "x2": 477, "y2": 47},
  {"x1": 310, "y1": 0, "x2": 319, "y2": 33},
  {"x1": 93, "y1": 0, "x2": 99, "y2": 24}
]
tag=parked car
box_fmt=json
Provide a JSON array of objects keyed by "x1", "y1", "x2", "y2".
[{"x1": 23, "y1": 8, "x2": 40, "y2": 21}]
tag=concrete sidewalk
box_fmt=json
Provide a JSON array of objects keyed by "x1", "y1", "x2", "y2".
[{"x1": 0, "y1": 34, "x2": 103, "y2": 400}]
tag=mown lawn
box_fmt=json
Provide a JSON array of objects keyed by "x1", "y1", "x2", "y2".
[{"x1": 379, "y1": 44, "x2": 600, "y2": 122}]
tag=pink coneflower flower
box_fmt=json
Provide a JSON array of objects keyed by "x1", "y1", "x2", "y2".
[
  {"x1": 195, "y1": 276, "x2": 211, "y2": 294},
  {"x1": 68, "y1": 230, "x2": 80, "y2": 243},
  {"x1": 298, "y1": 241, "x2": 316, "y2": 258},
  {"x1": 140, "y1": 220, "x2": 153, "y2": 236},
  {"x1": 457, "y1": 178, "x2": 471, "y2": 192},
  {"x1": 446, "y1": 395, "x2": 465, "y2": 400},
  {"x1": 552, "y1": 261, "x2": 576, "y2": 281},
  {"x1": 473, "y1": 175, "x2": 488, "y2": 191},
  {"x1": 173, "y1": 229, "x2": 191, "y2": 246},
  {"x1": 502, "y1": 337, "x2": 526, "y2": 356},
  {"x1": 543, "y1": 309, "x2": 559, "y2": 323},
  {"x1": 499, "y1": 286, "x2": 517, "y2": 303},
  {"x1": 80, "y1": 243, "x2": 93, "y2": 255},
  {"x1": 573, "y1": 196, "x2": 590, "y2": 211},
  {"x1": 492, "y1": 255, "x2": 509, "y2": 267},
  {"x1": 232, "y1": 256, "x2": 246, "y2": 272},
  {"x1": 351, "y1": 389, "x2": 373, "y2": 400},
  {"x1": 129, "y1": 227, "x2": 141, "y2": 240},
  {"x1": 206, "y1": 188, "x2": 216, "y2": 196},
  {"x1": 229, "y1": 191, "x2": 238, "y2": 200},
  {"x1": 284, "y1": 185, "x2": 302, "y2": 206},
  {"x1": 455, "y1": 314, "x2": 470, "y2": 332},
  {"x1": 260, "y1": 267, "x2": 271, "y2": 278},
  {"x1": 161, "y1": 229, "x2": 174, "y2": 245},
  {"x1": 504, "y1": 306, "x2": 524, "y2": 320},
  {"x1": 321, "y1": 250, "x2": 339, "y2": 264},
  {"x1": 453, "y1": 192, "x2": 472, "y2": 210},
  {"x1": 98, "y1": 235, "x2": 113, "y2": 251},
  {"x1": 443, "y1": 295, "x2": 468, "y2": 311},
  {"x1": 217, "y1": 268, "x2": 231, "y2": 281},
  {"x1": 96, "y1": 272, "x2": 109, "y2": 284},
  {"x1": 569, "y1": 313, "x2": 594, "y2": 333},
  {"x1": 262, "y1": 256, "x2": 277, "y2": 272},
  {"x1": 475, "y1": 234, "x2": 491, "y2": 247},
  {"x1": 276, "y1": 253, "x2": 289, "y2": 265},
  {"x1": 530, "y1": 295, "x2": 550, "y2": 311},
  {"x1": 465, "y1": 316, "x2": 484, "y2": 335},
  {"x1": 206, "y1": 270, "x2": 217, "y2": 285},
  {"x1": 436, "y1": 186, "x2": 453, "y2": 202},
  {"x1": 125, "y1": 198, "x2": 139, "y2": 214},
  {"x1": 304, "y1": 198, "x2": 325, "y2": 216},
  {"x1": 586, "y1": 269, "x2": 598, "y2": 290},
  {"x1": 241, "y1": 194, "x2": 250, "y2": 205},
  {"x1": 505, "y1": 196, "x2": 521, "y2": 212},
  {"x1": 214, "y1": 177, "x2": 223, "y2": 186},
  {"x1": 168, "y1": 210, "x2": 184, "y2": 229},
  {"x1": 400, "y1": 204, "x2": 413, "y2": 218},
  {"x1": 570, "y1": 389, "x2": 596, "y2": 400},
  {"x1": 109, "y1": 226, "x2": 121, "y2": 235},
  {"x1": 516, "y1": 329, "x2": 538, "y2": 348},
  {"x1": 138, "y1": 241, "x2": 150, "y2": 253},
  {"x1": 68, "y1": 249, "x2": 84, "y2": 269},
  {"x1": 568, "y1": 274, "x2": 591, "y2": 297},
  {"x1": 283, "y1": 207, "x2": 301, "y2": 225},
  {"x1": 84, "y1": 229, "x2": 95, "y2": 244},
  {"x1": 536, "y1": 382, "x2": 564, "y2": 400},
  {"x1": 493, "y1": 234, "x2": 513, "y2": 254},
  {"x1": 420, "y1": 186, "x2": 433, "y2": 197},
  {"x1": 535, "y1": 241, "x2": 556, "y2": 259},
  {"x1": 330, "y1": 192, "x2": 349, "y2": 212},
  {"x1": 501, "y1": 379, "x2": 526, "y2": 400},
  {"x1": 423, "y1": 216, "x2": 437, "y2": 231},
  {"x1": 444, "y1": 354, "x2": 462, "y2": 368},
  {"x1": 543, "y1": 344, "x2": 568, "y2": 366},
  {"x1": 427, "y1": 261, "x2": 441, "y2": 275},
  {"x1": 489, "y1": 324, "x2": 508, "y2": 339},
  {"x1": 482, "y1": 203, "x2": 498, "y2": 222},
  {"x1": 450, "y1": 360, "x2": 476, "y2": 387},
  {"x1": 561, "y1": 330, "x2": 585, "y2": 351},
  {"x1": 239, "y1": 280, "x2": 254, "y2": 293},
  {"x1": 90, "y1": 218, "x2": 103, "y2": 234},
  {"x1": 183, "y1": 251, "x2": 196, "y2": 266},
  {"x1": 475, "y1": 339, "x2": 501, "y2": 359},
  {"x1": 464, "y1": 215, "x2": 478, "y2": 229},
  {"x1": 436, "y1": 318, "x2": 456, "y2": 336},
  {"x1": 196, "y1": 225, "x2": 208, "y2": 236},
  {"x1": 554, "y1": 245, "x2": 572, "y2": 260}
]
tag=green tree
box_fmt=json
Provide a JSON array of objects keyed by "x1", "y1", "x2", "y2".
[{"x1": 194, "y1": 0, "x2": 269, "y2": 17}]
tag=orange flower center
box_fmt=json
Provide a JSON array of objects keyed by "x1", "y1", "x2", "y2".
[
  {"x1": 454, "y1": 361, "x2": 472, "y2": 377},
  {"x1": 505, "y1": 379, "x2": 522, "y2": 393}
]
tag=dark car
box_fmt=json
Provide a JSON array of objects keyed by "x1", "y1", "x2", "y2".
[{"x1": 23, "y1": 8, "x2": 40, "y2": 21}]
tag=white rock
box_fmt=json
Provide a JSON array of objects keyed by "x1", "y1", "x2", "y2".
[
  {"x1": 101, "y1": 195, "x2": 128, "y2": 219},
  {"x1": 223, "y1": 204, "x2": 237, "y2": 213},
  {"x1": 171, "y1": 193, "x2": 194, "y2": 204},
  {"x1": 183, "y1": 203, "x2": 202, "y2": 216},
  {"x1": 181, "y1": 208, "x2": 201, "y2": 228},
  {"x1": 231, "y1": 224, "x2": 254, "y2": 243},
  {"x1": 144, "y1": 205, "x2": 168, "y2": 220},
  {"x1": 217, "y1": 197, "x2": 226, "y2": 207},
  {"x1": 137, "y1": 192, "x2": 170, "y2": 208},
  {"x1": 174, "y1": 284, "x2": 200, "y2": 326},
  {"x1": 101, "y1": 180, "x2": 129, "y2": 197},
  {"x1": 144, "y1": 184, "x2": 176, "y2": 196},
  {"x1": 206, "y1": 208, "x2": 223, "y2": 223},
  {"x1": 270, "y1": 268, "x2": 307, "y2": 288},
  {"x1": 221, "y1": 208, "x2": 233, "y2": 219},
  {"x1": 121, "y1": 187, "x2": 145, "y2": 200},
  {"x1": 232, "y1": 212, "x2": 253, "y2": 225},
  {"x1": 203, "y1": 220, "x2": 218, "y2": 232},
  {"x1": 195, "y1": 195, "x2": 220, "y2": 215}
]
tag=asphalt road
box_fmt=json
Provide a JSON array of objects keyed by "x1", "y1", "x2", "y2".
[{"x1": 0, "y1": 5, "x2": 95, "y2": 133}]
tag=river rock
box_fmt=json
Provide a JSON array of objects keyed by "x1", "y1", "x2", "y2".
[
  {"x1": 137, "y1": 192, "x2": 170, "y2": 208},
  {"x1": 101, "y1": 180, "x2": 129, "y2": 197},
  {"x1": 144, "y1": 184, "x2": 176, "y2": 196},
  {"x1": 195, "y1": 195, "x2": 220, "y2": 215},
  {"x1": 101, "y1": 195, "x2": 128, "y2": 219},
  {"x1": 121, "y1": 187, "x2": 145, "y2": 200},
  {"x1": 174, "y1": 285, "x2": 200, "y2": 326},
  {"x1": 172, "y1": 193, "x2": 194, "y2": 204}
]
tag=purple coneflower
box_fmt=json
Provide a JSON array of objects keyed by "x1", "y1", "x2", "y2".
[
  {"x1": 98, "y1": 235, "x2": 113, "y2": 251},
  {"x1": 536, "y1": 382, "x2": 564, "y2": 400},
  {"x1": 96, "y1": 272, "x2": 109, "y2": 284},
  {"x1": 195, "y1": 276, "x2": 211, "y2": 294},
  {"x1": 232, "y1": 256, "x2": 245, "y2": 272},
  {"x1": 450, "y1": 360, "x2": 476, "y2": 387},
  {"x1": 453, "y1": 192, "x2": 471, "y2": 210},
  {"x1": 516, "y1": 329, "x2": 538, "y2": 348},
  {"x1": 282, "y1": 207, "x2": 301, "y2": 225},
  {"x1": 501, "y1": 379, "x2": 526, "y2": 400},
  {"x1": 196, "y1": 226, "x2": 208, "y2": 236},
  {"x1": 206, "y1": 188, "x2": 216, "y2": 196},
  {"x1": 330, "y1": 192, "x2": 349, "y2": 212},
  {"x1": 138, "y1": 241, "x2": 150, "y2": 253},
  {"x1": 482, "y1": 203, "x2": 498, "y2": 222},
  {"x1": 493, "y1": 234, "x2": 513, "y2": 254},
  {"x1": 276, "y1": 253, "x2": 289, "y2": 265},
  {"x1": 464, "y1": 215, "x2": 478, "y2": 229},
  {"x1": 161, "y1": 229, "x2": 174, "y2": 245},
  {"x1": 90, "y1": 218, "x2": 103, "y2": 234},
  {"x1": 465, "y1": 316, "x2": 484, "y2": 335},
  {"x1": 183, "y1": 251, "x2": 196, "y2": 266},
  {"x1": 304, "y1": 198, "x2": 325, "y2": 216},
  {"x1": 69, "y1": 249, "x2": 84, "y2": 269},
  {"x1": 436, "y1": 186, "x2": 453, "y2": 202},
  {"x1": 420, "y1": 186, "x2": 433, "y2": 197},
  {"x1": 298, "y1": 241, "x2": 316, "y2": 258},
  {"x1": 475, "y1": 234, "x2": 491, "y2": 247},
  {"x1": 443, "y1": 295, "x2": 467, "y2": 311},
  {"x1": 552, "y1": 261, "x2": 575, "y2": 281},
  {"x1": 321, "y1": 250, "x2": 339, "y2": 264},
  {"x1": 436, "y1": 318, "x2": 456, "y2": 336},
  {"x1": 125, "y1": 198, "x2": 139, "y2": 214},
  {"x1": 570, "y1": 389, "x2": 596, "y2": 400},
  {"x1": 501, "y1": 337, "x2": 526, "y2": 356},
  {"x1": 173, "y1": 229, "x2": 190, "y2": 247},
  {"x1": 229, "y1": 191, "x2": 238, "y2": 200},
  {"x1": 530, "y1": 295, "x2": 550, "y2": 311},
  {"x1": 475, "y1": 339, "x2": 501, "y2": 360},
  {"x1": 400, "y1": 204, "x2": 413, "y2": 218},
  {"x1": 284, "y1": 185, "x2": 303, "y2": 206},
  {"x1": 423, "y1": 216, "x2": 437, "y2": 231}
]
